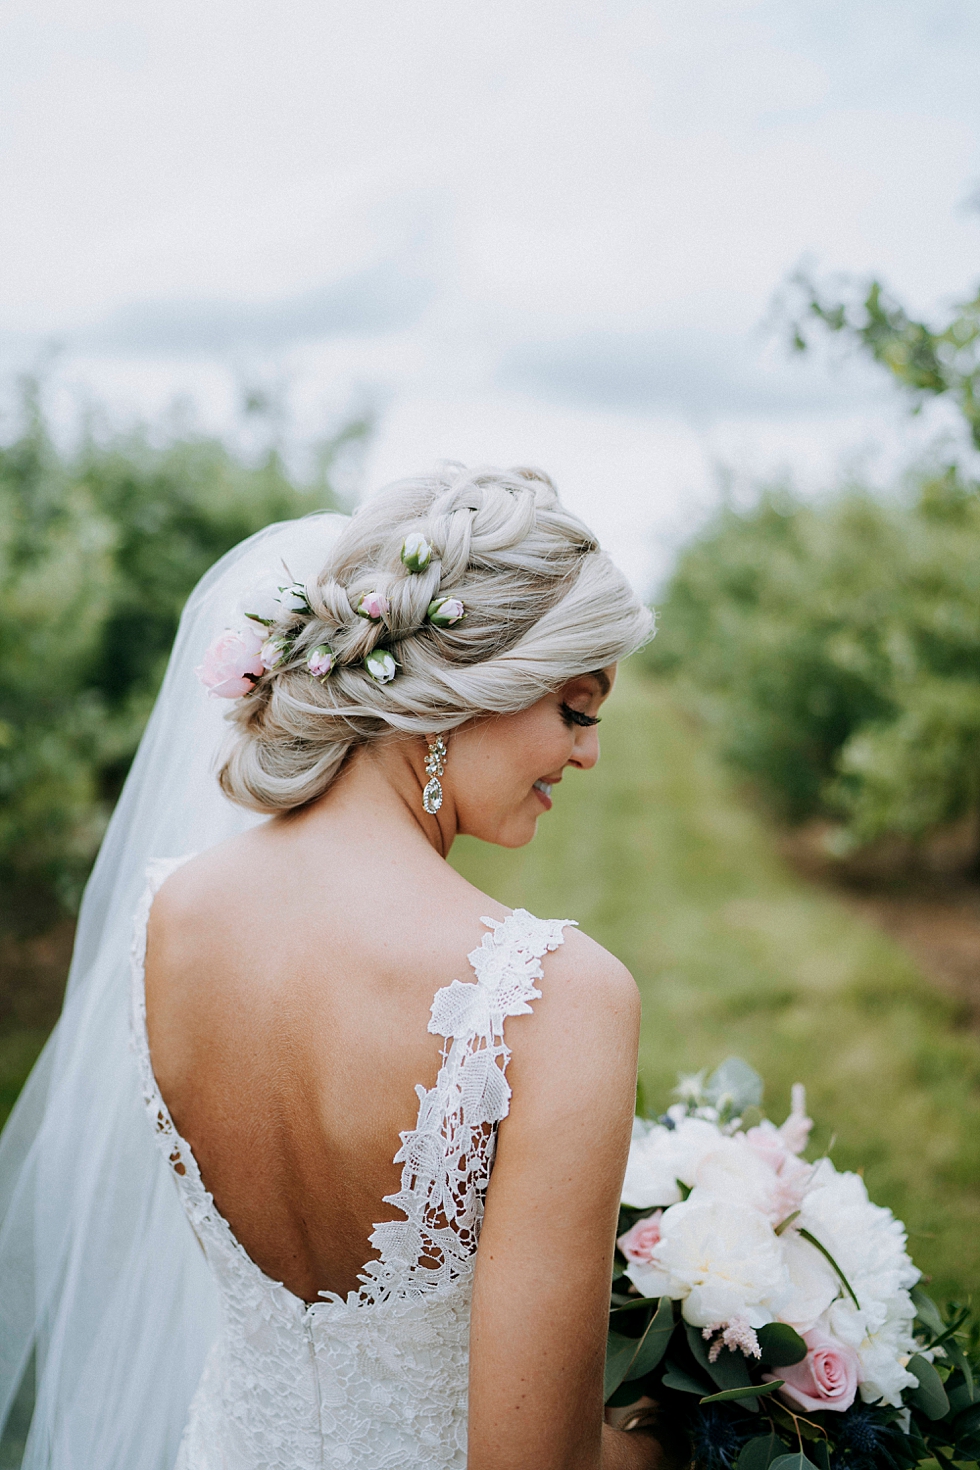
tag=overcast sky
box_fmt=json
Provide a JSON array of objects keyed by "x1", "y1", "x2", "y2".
[{"x1": 2, "y1": 0, "x2": 979, "y2": 589}]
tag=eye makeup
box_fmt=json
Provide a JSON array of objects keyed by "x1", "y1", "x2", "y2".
[{"x1": 560, "y1": 702, "x2": 600, "y2": 728}]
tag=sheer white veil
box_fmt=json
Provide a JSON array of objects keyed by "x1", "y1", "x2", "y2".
[{"x1": 0, "y1": 511, "x2": 349, "y2": 1469}]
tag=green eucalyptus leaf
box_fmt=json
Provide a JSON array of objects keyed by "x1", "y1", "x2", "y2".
[
  {"x1": 768, "y1": 1453, "x2": 821, "y2": 1470},
  {"x1": 685, "y1": 1323, "x2": 714, "y2": 1374},
  {"x1": 944, "y1": 1338, "x2": 976, "y2": 1402},
  {"x1": 811, "y1": 1440, "x2": 831, "y2": 1470},
  {"x1": 908, "y1": 1353, "x2": 950, "y2": 1420},
  {"x1": 626, "y1": 1296, "x2": 676, "y2": 1380},
  {"x1": 604, "y1": 1330, "x2": 640, "y2": 1402},
  {"x1": 757, "y1": 1322, "x2": 808, "y2": 1367},
  {"x1": 736, "y1": 1433, "x2": 787, "y2": 1470},
  {"x1": 606, "y1": 1379, "x2": 648, "y2": 1408},
  {"x1": 704, "y1": 1057, "x2": 764, "y2": 1114},
  {"x1": 700, "y1": 1381, "x2": 784, "y2": 1405},
  {"x1": 947, "y1": 1383, "x2": 976, "y2": 1415},
  {"x1": 910, "y1": 1286, "x2": 946, "y2": 1340},
  {"x1": 954, "y1": 1402, "x2": 980, "y2": 1436},
  {"x1": 662, "y1": 1363, "x2": 713, "y2": 1396}
]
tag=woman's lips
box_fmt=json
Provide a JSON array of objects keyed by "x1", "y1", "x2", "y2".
[{"x1": 532, "y1": 779, "x2": 553, "y2": 810}]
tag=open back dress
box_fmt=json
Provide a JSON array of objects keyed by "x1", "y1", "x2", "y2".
[{"x1": 131, "y1": 856, "x2": 572, "y2": 1470}]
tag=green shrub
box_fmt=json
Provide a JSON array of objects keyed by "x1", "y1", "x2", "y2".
[
  {"x1": 0, "y1": 388, "x2": 364, "y2": 922},
  {"x1": 647, "y1": 468, "x2": 980, "y2": 849}
]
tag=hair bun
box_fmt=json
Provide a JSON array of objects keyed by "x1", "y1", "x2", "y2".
[{"x1": 218, "y1": 462, "x2": 651, "y2": 814}]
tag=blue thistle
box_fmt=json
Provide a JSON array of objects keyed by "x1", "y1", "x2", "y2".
[
  {"x1": 689, "y1": 1405, "x2": 752, "y2": 1470},
  {"x1": 832, "y1": 1405, "x2": 897, "y2": 1470}
]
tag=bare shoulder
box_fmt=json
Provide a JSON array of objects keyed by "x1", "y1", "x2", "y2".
[
  {"x1": 545, "y1": 924, "x2": 639, "y2": 1008},
  {"x1": 145, "y1": 834, "x2": 256, "y2": 956},
  {"x1": 528, "y1": 923, "x2": 640, "y2": 1047},
  {"x1": 502, "y1": 923, "x2": 640, "y2": 1125}
]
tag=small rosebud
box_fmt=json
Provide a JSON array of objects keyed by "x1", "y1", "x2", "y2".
[
  {"x1": 400, "y1": 532, "x2": 433, "y2": 573},
  {"x1": 365, "y1": 648, "x2": 397, "y2": 683},
  {"x1": 306, "y1": 645, "x2": 334, "y2": 679},
  {"x1": 279, "y1": 582, "x2": 312, "y2": 615},
  {"x1": 427, "y1": 597, "x2": 465, "y2": 627},
  {"x1": 357, "y1": 591, "x2": 390, "y2": 622},
  {"x1": 260, "y1": 635, "x2": 291, "y2": 671}
]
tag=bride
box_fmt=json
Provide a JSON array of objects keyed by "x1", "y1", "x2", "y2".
[{"x1": 0, "y1": 464, "x2": 660, "y2": 1470}]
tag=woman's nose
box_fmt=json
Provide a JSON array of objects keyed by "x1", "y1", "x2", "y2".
[{"x1": 569, "y1": 728, "x2": 600, "y2": 771}]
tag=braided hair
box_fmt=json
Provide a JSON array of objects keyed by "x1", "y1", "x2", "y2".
[{"x1": 218, "y1": 463, "x2": 652, "y2": 812}]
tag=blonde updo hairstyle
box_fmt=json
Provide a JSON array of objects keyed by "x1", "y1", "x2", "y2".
[{"x1": 219, "y1": 464, "x2": 653, "y2": 813}]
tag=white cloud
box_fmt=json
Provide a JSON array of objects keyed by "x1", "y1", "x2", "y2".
[{"x1": 1, "y1": 0, "x2": 978, "y2": 588}]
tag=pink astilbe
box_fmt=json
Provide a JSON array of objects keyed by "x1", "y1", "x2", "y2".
[{"x1": 703, "y1": 1316, "x2": 762, "y2": 1362}]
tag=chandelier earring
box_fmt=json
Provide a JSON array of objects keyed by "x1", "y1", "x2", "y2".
[{"x1": 422, "y1": 735, "x2": 448, "y2": 815}]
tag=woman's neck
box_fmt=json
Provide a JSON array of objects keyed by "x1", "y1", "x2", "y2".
[{"x1": 274, "y1": 736, "x2": 458, "y2": 861}]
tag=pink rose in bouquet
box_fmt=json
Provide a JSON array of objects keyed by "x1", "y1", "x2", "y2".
[
  {"x1": 617, "y1": 1211, "x2": 663, "y2": 1264},
  {"x1": 197, "y1": 627, "x2": 265, "y2": 698},
  {"x1": 767, "y1": 1328, "x2": 860, "y2": 1413}
]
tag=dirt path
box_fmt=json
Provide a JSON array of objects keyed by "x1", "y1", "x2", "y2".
[
  {"x1": 841, "y1": 884, "x2": 980, "y2": 1027},
  {"x1": 779, "y1": 826, "x2": 980, "y2": 1029}
]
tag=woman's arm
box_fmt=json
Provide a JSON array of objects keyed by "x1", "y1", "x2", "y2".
[{"x1": 467, "y1": 931, "x2": 665, "y2": 1470}]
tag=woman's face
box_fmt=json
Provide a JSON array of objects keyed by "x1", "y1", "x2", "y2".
[{"x1": 448, "y1": 667, "x2": 616, "y2": 848}]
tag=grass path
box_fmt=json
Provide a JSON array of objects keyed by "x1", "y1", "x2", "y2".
[{"x1": 451, "y1": 668, "x2": 980, "y2": 1302}]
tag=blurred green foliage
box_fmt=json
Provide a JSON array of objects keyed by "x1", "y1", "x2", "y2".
[
  {"x1": 649, "y1": 271, "x2": 980, "y2": 855},
  {"x1": 0, "y1": 384, "x2": 363, "y2": 924},
  {"x1": 647, "y1": 473, "x2": 980, "y2": 847}
]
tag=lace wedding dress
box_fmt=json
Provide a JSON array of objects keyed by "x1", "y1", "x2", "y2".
[{"x1": 131, "y1": 856, "x2": 573, "y2": 1470}]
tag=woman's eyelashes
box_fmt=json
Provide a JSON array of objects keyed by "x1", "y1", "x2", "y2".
[{"x1": 560, "y1": 702, "x2": 601, "y2": 728}]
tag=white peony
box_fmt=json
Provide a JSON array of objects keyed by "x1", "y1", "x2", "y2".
[
  {"x1": 822, "y1": 1297, "x2": 919, "y2": 1407},
  {"x1": 778, "y1": 1230, "x2": 840, "y2": 1333},
  {"x1": 794, "y1": 1158, "x2": 920, "y2": 1407},
  {"x1": 638, "y1": 1196, "x2": 790, "y2": 1329},
  {"x1": 798, "y1": 1161, "x2": 919, "y2": 1312},
  {"x1": 689, "y1": 1134, "x2": 810, "y2": 1225},
  {"x1": 622, "y1": 1117, "x2": 724, "y2": 1209}
]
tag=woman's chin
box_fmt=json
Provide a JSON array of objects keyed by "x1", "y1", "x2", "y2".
[{"x1": 469, "y1": 813, "x2": 540, "y2": 850}]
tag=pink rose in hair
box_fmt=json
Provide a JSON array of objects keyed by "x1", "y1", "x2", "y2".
[
  {"x1": 618, "y1": 1211, "x2": 663, "y2": 1264},
  {"x1": 307, "y1": 645, "x2": 334, "y2": 678},
  {"x1": 766, "y1": 1329, "x2": 859, "y2": 1413},
  {"x1": 357, "y1": 591, "x2": 389, "y2": 621},
  {"x1": 196, "y1": 627, "x2": 265, "y2": 699}
]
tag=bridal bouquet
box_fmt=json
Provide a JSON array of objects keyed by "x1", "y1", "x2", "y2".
[{"x1": 607, "y1": 1060, "x2": 980, "y2": 1470}]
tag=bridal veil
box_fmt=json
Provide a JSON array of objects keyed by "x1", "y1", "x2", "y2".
[{"x1": 0, "y1": 511, "x2": 348, "y2": 1470}]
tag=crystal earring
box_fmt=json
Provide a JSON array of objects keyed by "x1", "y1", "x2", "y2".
[{"x1": 422, "y1": 735, "x2": 447, "y2": 815}]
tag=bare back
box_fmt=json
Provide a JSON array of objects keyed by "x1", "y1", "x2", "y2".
[{"x1": 144, "y1": 819, "x2": 510, "y2": 1303}]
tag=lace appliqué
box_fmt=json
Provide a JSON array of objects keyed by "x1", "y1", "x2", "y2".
[{"x1": 360, "y1": 909, "x2": 575, "y2": 1304}]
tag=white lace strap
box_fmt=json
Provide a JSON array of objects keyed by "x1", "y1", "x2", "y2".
[
  {"x1": 130, "y1": 855, "x2": 196, "y2": 1041},
  {"x1": 359, "y1": 908, "x2": 575, "y2": 1305},
  {"x1": 428, "y1": 908, "x2": 575, "y2": 1050}
]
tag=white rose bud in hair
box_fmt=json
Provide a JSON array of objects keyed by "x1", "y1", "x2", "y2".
[
  {"x1": 400, "y1": 533, "x2": 432, "y2": 573},
  {"x1": 306, "y1": 645, "x2": 334, "y2": 679},
  {"x1": 427, "y1": 597, "x2": 465, "y2": 627},
  {"x1": 260, "y1": 636, "x2": 291, "y2": 671},
  {"x1": 365, "y1": 649, "x2": 397, "y2": 683},
  {"x1": 280, "y1": 582, "x2": 312, "y2": 615}
]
